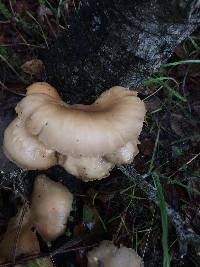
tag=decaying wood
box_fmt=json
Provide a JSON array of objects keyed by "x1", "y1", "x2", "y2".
[{"x1": 43, "y1": 0, "x2": 200, "y2": 103}]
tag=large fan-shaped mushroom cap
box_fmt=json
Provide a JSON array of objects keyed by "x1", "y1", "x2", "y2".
[{"x1": 17, "y1": 86, "x2": 145, "y2": 157}]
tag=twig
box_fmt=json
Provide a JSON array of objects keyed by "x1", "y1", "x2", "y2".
[
  {"x1": 9, "y1": 0, "x2": 15, "y2": 17},
  {"x1": 0, "y1": 43, "x2": 45, "y2": 49},
  {"x1": 143, "y1": 86, "x2": 163, "y2": 101},
  {"x1": 11, "y1": 201, "x2": 28, "y2": 267},
  {"x1": 169, "y1": 152, "x2": 200, "y2": 179},
  {"x1": 0, "y1": 238, "x2": 96, "y2": 267},
  {"x1": 0, "y1": 80, "x2": 25, "y2": 97},
  {"x1": 0, "y1": 21, "x2": 11, "y2": 24},
  {"x1": 118, "y1": 164, "x2": 200, "y2": 256}
]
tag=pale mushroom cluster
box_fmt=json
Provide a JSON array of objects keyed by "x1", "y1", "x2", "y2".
[
  {"x1": 0, "y1": 175, "x2": 73, "y2": 262},
  {"x1": 3, "y1": 82, "x2": 146, "y2": 181},
  {"x1": 0, "y1": 176, "x2": 144, "y2": 267},
  {"x1": 1, "y1": 82, "x2": 145, "y2": 265},
  {"x1": 87, "y1": 240, "x2": 144, "y2": 267}
]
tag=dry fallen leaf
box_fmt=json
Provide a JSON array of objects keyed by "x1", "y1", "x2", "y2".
[{"x1": 21, "y1": 59, "x2": 45, "y2": 77}]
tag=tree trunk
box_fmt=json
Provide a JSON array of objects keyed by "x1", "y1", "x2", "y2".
[{"x1": 42, "y1": 0, "x2": 200, "y2": 103}]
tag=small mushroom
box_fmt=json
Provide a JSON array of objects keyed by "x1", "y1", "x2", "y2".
[
  {"x1": 0, "y1": 174, "x2": 73, "y2": 264},
  {"x1": 3, "y1": 118, "x2": 57, "y2": 169},
  {"x1": 0, "y1": 207, "x2": 39, "y2": 261},
  {"x1": 31, "y1": 175, "x2": 73, "y2": 241},
  {"x1": 60, "y1": 155, "x2": 114, "y2": 182},
  {"x1": 87, "y1": 240, "x2": 144, "y2": 267}
]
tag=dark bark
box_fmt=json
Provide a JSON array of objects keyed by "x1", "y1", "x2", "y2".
[{"x1": 43, "y1": 0, "x2": 200, "y2": 103}]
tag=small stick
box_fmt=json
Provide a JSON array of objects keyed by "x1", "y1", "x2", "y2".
[{"x1": 11, "y1": 201, "x2": 28, "y2": 267}]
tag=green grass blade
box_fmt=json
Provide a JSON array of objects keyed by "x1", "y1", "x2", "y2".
[
  {"x1": 162, "y1": 82, "x2": 186, "y2": 102},
  {"x1": 144, "y1": 77, "x2": 186, "y2": 102},
  {"x1": 27, "y1": 11, "x2": 49, "y2": 48},
  {"x1": 153, "y1": 172, "x2": 170, "y2": 267},
  {"x1": 144, "y1": 76, "x2": 179, "y2": 86},
  {"x1": 163, "y1": 59, "x2": 200, "y2": 67}
]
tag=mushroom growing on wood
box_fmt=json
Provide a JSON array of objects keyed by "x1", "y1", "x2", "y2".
[
  {"x1": 31, "y1": 175, "x2": 73, "y2": 242},
  {"x1": 59, "y1": 155, "x2": 114, "y2": 181},
  {"x1": 3, "y1": 82, "x2": 146, "y2": 181},
  {"x1": 17, "y1": 86, "x2": 145, "y2": 157},
  {"x1": 3, "y1": 118, "x2": 57, "y2": 170},
  {"x1": 26, "y1": 82, "x2": 62, "y2": 100},
  {"x1": 87, "y1": 240, "x2": 144, "y2": 267}
]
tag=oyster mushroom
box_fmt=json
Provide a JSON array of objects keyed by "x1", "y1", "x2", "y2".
[
  {"x1": 3, "y1": 118, "x2": 57, "y2": 170},
  {"x1": 60, "y1": 155, "x2": 114, "y2": 181},
  {"x1": 0, "y1": 174, "x2": 73, "y2": 265},
  {"x1": 3, "y1": 83, "x2": 146, "y2": 180},
  {"x1": 87, "y1": 240, "x2": 144, "y2": 267},
  {"x1": 105, "y1": 141, "x2": 139, "y2": 165},
  {"x1": 26, "y1": 82, "x2": 61, "y2": 100},
  {"x1": 17, "y1": 86, "x2": 145, "y2": 157},
  {"x1": 31, "y1": 175, "x2": 73, "y2": 242}
]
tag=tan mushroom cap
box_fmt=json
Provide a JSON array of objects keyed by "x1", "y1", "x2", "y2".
[
  {"x1": 17, "y1": 86, "x2": 146, "y2": 157},
  {"x1": 60, "y1": 155, "x2": 114, "y2": 181},
  {"x1": 3, "y1": 118, "x2": 57, "y2": 170},
  {"x1": 0, "y1": 175, "x2": 73, "y2": 264},
  {"x1": 16, "y1": 93, "x2": 60, "y2": 120},
  {"x1": 3, "y1": 83, "x2": 145, "y2": 180},
  {"x1": 105, "y1": 141, "x2": 139, "y2": 165},
  {"x1": 0, "y1": 207, "x2": 40, "y2": 261},
  {"x1": 87, "y1": 240, "x2": 144, "y2": 267},
  {"x1": 31, "y1": 175, "x2": 73, "y2": 242},
  {"x1": 26, "y1": 82, "x2": 61, "y2": 100}
]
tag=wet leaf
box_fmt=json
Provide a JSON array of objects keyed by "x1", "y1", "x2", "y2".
[
  {"x1": 21, "y1": 59, "x2": 45, "y2": 77},
  {"x1": 26, "y1": 258, "x2": 54, "y2": 267}
]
